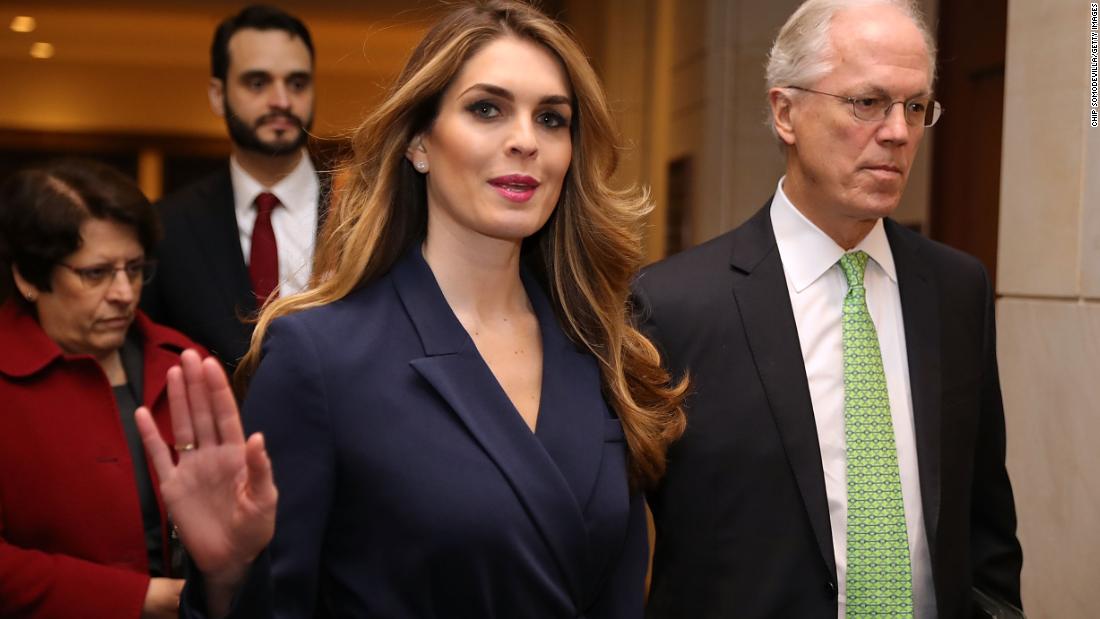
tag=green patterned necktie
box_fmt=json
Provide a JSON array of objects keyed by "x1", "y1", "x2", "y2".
[{"x1": 839, "y1": 251, "x2": 913, "y2": 618}]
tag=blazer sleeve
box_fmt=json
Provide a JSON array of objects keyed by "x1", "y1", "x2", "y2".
[
  {"x1": 181, "y1": 315, "x2": 335, "y2": 619},
  {"x1": 969, "y1": 267, "x2": 1024, "y2": 606},
  {"x1": 0, "y1": 537, "x2": 150, "y2": 619}
]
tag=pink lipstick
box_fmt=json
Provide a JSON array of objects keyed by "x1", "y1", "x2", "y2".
[{"x1": 488, "y1": 174, "x2": 540, "y2": 203}]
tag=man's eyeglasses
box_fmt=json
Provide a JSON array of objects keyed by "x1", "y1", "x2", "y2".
[
  {"x1": 786, "y1": 86, "x2": 944, "y2": 127},
  {"x1": 58, "y1": 259, "x2": 157, "y2": 289}
]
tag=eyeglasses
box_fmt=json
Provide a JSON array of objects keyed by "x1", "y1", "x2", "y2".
[
  {"x1": 58, "y1": 259, "x2": 157, "y2": 289},
  {"x1": 786, "y1": 86, "x2": 944, "y2": 127}
]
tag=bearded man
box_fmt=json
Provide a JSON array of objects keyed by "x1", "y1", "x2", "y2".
[{"x1": 142, "y1": 5, "x2": 329, "y2": 370}]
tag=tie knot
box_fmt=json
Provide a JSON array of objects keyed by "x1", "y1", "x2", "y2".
[
  {"x1": 839, "y1": 250, "x2": 869, "y2": 288},
  {"x1": 254, "y1": 192, "x2": 280, "y2": 216}
]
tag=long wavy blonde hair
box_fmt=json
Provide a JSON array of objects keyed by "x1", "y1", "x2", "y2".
[{"x1": 238, "y1": 0, "x2": 686, "y2": 489}]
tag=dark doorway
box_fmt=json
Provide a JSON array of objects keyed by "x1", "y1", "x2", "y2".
[
  {"x1": 929, "y1": 0, "x2": 1008, "y2": 284},
  {"x1": 666, "y1": 157, "x2": 694, "y2": 256}
]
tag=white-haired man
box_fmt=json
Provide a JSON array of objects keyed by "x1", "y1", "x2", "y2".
[{"x1": 634, "y1": 1, "x2": 1023, "y2": 617}]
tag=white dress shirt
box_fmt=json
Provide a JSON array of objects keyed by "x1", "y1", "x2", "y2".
[
  {"x1": 770, "y1": 177, "x2": 936, "y2": 618},
  {"x1": 230, "y1": 153, "x2": 319, "y2": 296}
]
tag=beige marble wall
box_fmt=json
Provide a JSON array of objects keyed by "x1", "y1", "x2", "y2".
[
  {"x1": 998, "y1": 3, "x2": 1091, "y2": 298},
  {"x1": 1084, "y1": 121, "x2": 1100, "y2": 297},
  {"x1": 694, "y1": 0, "x2": 794, "y2": 242},
  {"x1": 997, "y1": 0, "x2": 1100, "y2": 614},
  {"x1": 998, "y1": 301, "x2": 1100, "y2": 617}
]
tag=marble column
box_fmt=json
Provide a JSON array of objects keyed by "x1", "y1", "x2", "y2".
[{"x1": 996, "y1": 0, "x2": 1100, "y2": 615}]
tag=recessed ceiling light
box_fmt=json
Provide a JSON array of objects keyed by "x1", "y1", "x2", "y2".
[
  {"x1": 30, "y1": 42, "x2": 54, "y2": 59},
  {"x1": 10, "y1": 16, "x2": 36, "y2": 33}
]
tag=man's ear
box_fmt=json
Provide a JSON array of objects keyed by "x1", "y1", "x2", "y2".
[
  {"x1": 768, "y1": 87, "x2": 797, "y2": 146},
  {"x1": 208, "y1": 78, "x2": 226, "y2": 118}
]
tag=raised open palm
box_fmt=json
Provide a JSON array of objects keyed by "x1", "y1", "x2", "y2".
[{"x1": 136, "y1": 349, "x2": 278, "y2": 589}]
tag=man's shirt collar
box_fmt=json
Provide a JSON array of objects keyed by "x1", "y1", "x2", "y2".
[
  {"x1": 771, "y1": 176, "x2": 897, "y2": 293},
  {"x1": 230, "y1": 151, "x2": 318, "y2": 217}
]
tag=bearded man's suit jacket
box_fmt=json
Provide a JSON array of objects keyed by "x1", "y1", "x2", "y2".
[{"x1": 141, "y1": 164, "x2": 329, "y2": 369}]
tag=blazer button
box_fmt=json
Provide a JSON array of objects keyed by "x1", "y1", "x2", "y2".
[{"x1": 825, "y1": 580, "x2": 837, "y2": 596}]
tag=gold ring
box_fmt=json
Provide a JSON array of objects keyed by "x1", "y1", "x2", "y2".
[{"x1": 174, "y1": 442, "x2": 196, "y2": 452}]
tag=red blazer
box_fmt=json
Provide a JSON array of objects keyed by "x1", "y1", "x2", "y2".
[{"x1": 0, "y1": 301, "x2": 200, "y2": 618}]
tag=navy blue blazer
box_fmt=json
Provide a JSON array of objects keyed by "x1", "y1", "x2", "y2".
[{"x1": 187, "y1": 247, "x2": 647, "y2": 618}]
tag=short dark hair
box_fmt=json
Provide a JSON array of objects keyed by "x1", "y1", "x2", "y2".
[
  {"x1": 210, "y1": 5, "x2": 315, "y2": 81},
  {"x1": 0, "y1": 159, "x2": 161, "y2": 303}
]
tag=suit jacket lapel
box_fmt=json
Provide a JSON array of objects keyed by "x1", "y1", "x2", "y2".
[
  {"x1": 885, "y1": 220, "x2": 942, "y2": 554},
  {"x1": 315, "y1": 169, "x2": 333, "y2": 239},
  {"x1": 184, "y1": 167, "x2": 257, "y2": 318},
  {"x1": 185, "y1": 163, "x2": 330, "y2": 318},
  {"x1": 729, "y1": 204, "x2": 837, "y2": 577},
  {"x1": 391, "y1": 248, "x2": 591, "y2": 605}
]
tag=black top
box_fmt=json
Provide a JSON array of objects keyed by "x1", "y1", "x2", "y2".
[{"x1": 113, "y1": 332, "x2": 165, "y2": 576}]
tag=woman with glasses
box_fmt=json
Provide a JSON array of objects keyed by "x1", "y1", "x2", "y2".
[{"x1": 0, "y1": 158, "x2": 203, "y2": 618}]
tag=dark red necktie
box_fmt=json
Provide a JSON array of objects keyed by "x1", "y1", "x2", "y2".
[{"x1": 249, "y1": 192, "x2": 280, "y2": 304}]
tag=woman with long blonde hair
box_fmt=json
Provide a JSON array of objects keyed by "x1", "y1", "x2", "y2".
[{"x1": 136, "y1": 1, "x2": 686, "y2": 616}]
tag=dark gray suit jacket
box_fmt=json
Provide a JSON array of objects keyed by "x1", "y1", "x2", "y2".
[
  {"x1": 633, "y1": 202, "x2": 1022, "y2": 618},
  {"x1": 141, "y1": 164, "x2": 328, "y2": 369}
]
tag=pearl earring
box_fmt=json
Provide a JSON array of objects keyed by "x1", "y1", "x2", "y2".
[{"x1": 415, "y1": 161, "x2": 428, "y2": 172}]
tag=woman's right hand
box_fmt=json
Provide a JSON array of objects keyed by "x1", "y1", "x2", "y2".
[
  {"x1": 141, "y1": 577, "x2": 184, "y2": 619},
  {"x1": 135, "y1": 349, "x2": 278, "y2": 615}
]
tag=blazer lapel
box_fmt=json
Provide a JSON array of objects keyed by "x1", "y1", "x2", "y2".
[
  {"x1": 525, "y1": 269, "x2": 606, "y2": 521},
  {"x1": 183, "y1": 167, "x2": 257, "y2": 318},
  {"x1": 885, "y1": 220, "x2": 942, "y2": 554},
  {"x1": 392, "y1": 248, "x2": 590, "y2": 605},
  {"x1": 729, "y1": 204, "x2": 837, "y2": 577}
]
